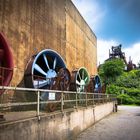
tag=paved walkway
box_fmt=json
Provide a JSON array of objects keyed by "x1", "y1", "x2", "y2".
[{"x1": 76, "y1": 106, "x2": 140, "y2": 140}]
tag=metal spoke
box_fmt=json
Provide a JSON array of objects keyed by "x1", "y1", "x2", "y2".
[
  {"x1": 96, "y1": 77, "x2": 99, "y2": 84},
  {"x1": 78, "y1": 71, "x2": 82, "y2": 81},
  {"x1": 95, "y1": 83, "x2": 98, "y2": 89},
  {"x1": 84, "y1": 77, "x2": 88, "y2": 82},
  {"x1": 82, "y1": 70, "x2": 84, "y2": 79},
  {"x1": 96, "y1": 77, "x2": 101, "y2": 87},
  {"x1": 53, "y1": 57, "x2": 57, "y2": 69},
  {"x1": 76, "y1": 80, "x2": 81, "y2": 85},
  {"x1": 43, "y1": 54, "x2": 50, "y2": 70},
  {"x1": 98, "y1": 82, "x2": 101, "y2": 87},
  {"x1": 34, "y1": 64, "x2": 47, "y2": 76},
  {"x1": 34, "y1": 80, "x2": 49, "y2": 88}
]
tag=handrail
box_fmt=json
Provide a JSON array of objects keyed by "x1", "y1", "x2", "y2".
[
  {"x1": 0, "y1": 86, "x2": 117, "y2": 121},
  {"x1": 0, "y1": 86, "x2": 112, "y2": 95}
]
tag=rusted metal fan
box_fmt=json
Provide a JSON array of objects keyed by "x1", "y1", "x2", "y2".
[
  {"x1": 24, "y1": 49, "x2": 66, "y2": 89},
  {"x1": 94, "y1": 75, "x2": 102, "y2": 92},
  {"x1": 24, "y1": 49, "x2": 71, "y2": 111},
  {"x1": 70, "y1": 67, "x2": 90, "y2": 92},
  {"x1": 0, "y1": 33, "x2": 14, "y2": 95},
  {"x1": 50, "y1": 68, "x2": 71, "y2": 91},
  {"x1": 48, "y1": 68, "x2": 71, "y2": 111},
  {"x1": 87, "y1": 75, "x2": 102, "y2": 93}
]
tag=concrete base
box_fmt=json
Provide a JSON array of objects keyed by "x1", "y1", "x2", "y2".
[{"x1": 0, "y1": 102, "x2": 114, "y2": 140}]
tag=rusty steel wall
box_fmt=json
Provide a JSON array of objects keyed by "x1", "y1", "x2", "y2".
[
  {"x1": 0, "y1": 0, "x2": 97, "y2": 86},
  {"x1": 66, "y1": 0, "x2": 97, "y2": 74}
]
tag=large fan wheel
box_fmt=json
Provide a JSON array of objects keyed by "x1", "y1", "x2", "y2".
[
  {"x1": 0, "y1": 33, "x2": 14, "y2": 95},
  {"x1": 70, "y1": 67, "x2": 90, "y2": 92},
  {"x1": 87, "y1": 75, "x2": 102, "y2": 93},
  {"x1": 24, "y1": 49, "x2": 70, "y2": 111},
  {"x1": 24, "y1": 49, "x2": 66, "y2": 89},
  {"x1": 94, "y1": 75, "x2": 102, "y2": 93}
]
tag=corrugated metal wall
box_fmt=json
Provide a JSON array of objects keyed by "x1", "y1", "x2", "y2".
[{"x1": 0, "y1": 0, "x2": 97, "y2": 86}]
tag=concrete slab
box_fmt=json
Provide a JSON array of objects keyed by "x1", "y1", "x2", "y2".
[{"x1": 76, "y1": 106, "x2": 140, "y2": 140}]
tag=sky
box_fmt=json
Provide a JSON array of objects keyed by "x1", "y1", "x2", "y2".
[{"x1": 72, "y1": 0, "x2": 140, "y2": 65}]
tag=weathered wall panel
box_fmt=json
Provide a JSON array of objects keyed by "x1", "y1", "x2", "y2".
[
  {"x1": 0, "y1": 0, "x2": 97, "y2": 86},
  {"x1": 65, "y1": 0, "x2": 97, "y2": 74}
]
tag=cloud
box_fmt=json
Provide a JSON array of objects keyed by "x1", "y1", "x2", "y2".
[
  {"x1": 72, "y1": 0, "x2": 140, "y2": 66},
  {"x1": 124, "y1": 43, "x2": 140, "y2": 65},
  {"x1": 72, "y1": 0, "x2": 106, "y2": 30},
  {"x1": 97, "y1": 39, "x2": 140, "y2": 66},
  {"x1": 97, "y1": 39, "x2": 118, "y2": 65}
]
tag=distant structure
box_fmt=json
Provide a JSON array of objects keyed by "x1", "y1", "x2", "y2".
[
  {"x1": 127, "y1": 56, "x2": 136, "y2": 71},
  {"x1": 107, "y1": 44, "x2": 136, "y2": 71},
  {"x1": 109, "y1": 44, "x2": 127, "y2": 64}
]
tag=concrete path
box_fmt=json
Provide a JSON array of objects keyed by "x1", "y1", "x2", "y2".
[{"x1": 76, "y1": 106, "x2": 140, "y2": 140}]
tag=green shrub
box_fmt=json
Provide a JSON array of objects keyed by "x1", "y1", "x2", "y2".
[
  {"x1": 117, "y1": 94, "x2": 134, "y2": 104},
  {"x1": 107, "y1": 84, "x2": 140, "y2": 105}
]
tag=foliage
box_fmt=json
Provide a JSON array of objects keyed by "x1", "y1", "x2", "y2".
[
  {"x1": 99, "y1": 59, "x2": 140, "y2": 105},
  {"x1": 117, "y1": 94, "x2": 136, "y2": 105},
  {"x1": 99, "y1": 59, "x2": 125, "y2": 84},
  {"x1": 106, "y1": 84, "x2": 140, "y2": 105},
  {"x1": 115, "y1": 70, "x2": 140, "y2": 88}
]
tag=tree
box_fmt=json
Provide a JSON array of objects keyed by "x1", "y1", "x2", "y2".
[
  {"x1": 106, "y1": 69, "x2": 140, "y2": 105},
  {"x1": 99, "y1": 59, "x2": 140, "y2": 105},
  {"x1": 99, "y1": 59, "x2": 125, "y2": 85},
  {"x1": 115, "y1": 70, "x2": 140, "y2": 88}
]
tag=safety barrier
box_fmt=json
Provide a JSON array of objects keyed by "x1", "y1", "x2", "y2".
[{"x1": 0, "y1": 86, "x2": 116, "y2": 122}]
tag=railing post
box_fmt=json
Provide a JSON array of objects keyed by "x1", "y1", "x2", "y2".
[
  {"x1": 107, "y1": 94, "x2": 109, "y2": 102},
  {"x1": 76, "y1": 92, "x2": 78, "y2": 108},
  {"x1": 61, "y1": 92, "x2": 64, "y2": 112},
  {"x1": 85, "y1": 92, "x2": 87, "y2": 107},
  {"x1": 102, "y1": 94, "x2": 104, "y2": 103},
  {"x1": 37, "y1": 90, "x2": 40, "y2": 121},
  {"x1": 98, "y1": 94, "x2": 99, "y2": 104},
  {"x1": 93, "y1": 93, "x2": 94, "y2": 106},
  {"x1": 103, "y1": 94, "x2": 105, "y2": 103}
]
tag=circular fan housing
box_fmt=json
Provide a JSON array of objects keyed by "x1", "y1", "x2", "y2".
[
  {"x1": 0, "y1": 33, "x2": 14, "y2": 95},
  {"x1": 70, "y1": 67, "x2": 90, "y2": 92},
  {"x1": 88, "y1": 75, "x2": 102, "y2": 93},
  {"x1": 24, "y1": 49, "x2": 66, "y2": 89},
  {"x1": 94, "y1": 75, "x2": 102, "y2": 92}
]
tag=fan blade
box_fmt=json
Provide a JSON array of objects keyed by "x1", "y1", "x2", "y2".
[
  {"x1": 76, "y1": 80, "x2": 81, "y2": 85},
  {"x1": 98, "y1": 83, "x2": 101, "y2": 87},
  {"x1": 43, "y1": 54, "x2": 50, "y2": 70},
  {"x1": 95, "y1": 83, "x2": 98, "y2": 89},
  {"x1": 34, "y1": 64, "x2": 47, "y2": 76},
  {"x1": 53, "y1": 57, "x2": 57, "y2": 69},
  {"x1": 34, "y1": 80, "x2": 49, "y2": 88},
  {"x1": 84, "y1": 77, "x2": 88, "y2": 82},
  {"x1": 82, "y1": 70, "x2": 84, "y2": 79},
  {"x1": 78, "y1": 71, "x2": 82, "y2": 80},
  {"x1": 96, "y1": 77, "x2": 99, "y2": 83}
]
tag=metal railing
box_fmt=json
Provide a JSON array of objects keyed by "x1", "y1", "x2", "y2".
[{"x1": 0, "y1": 86, "x2": 117, "y2": 121}]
